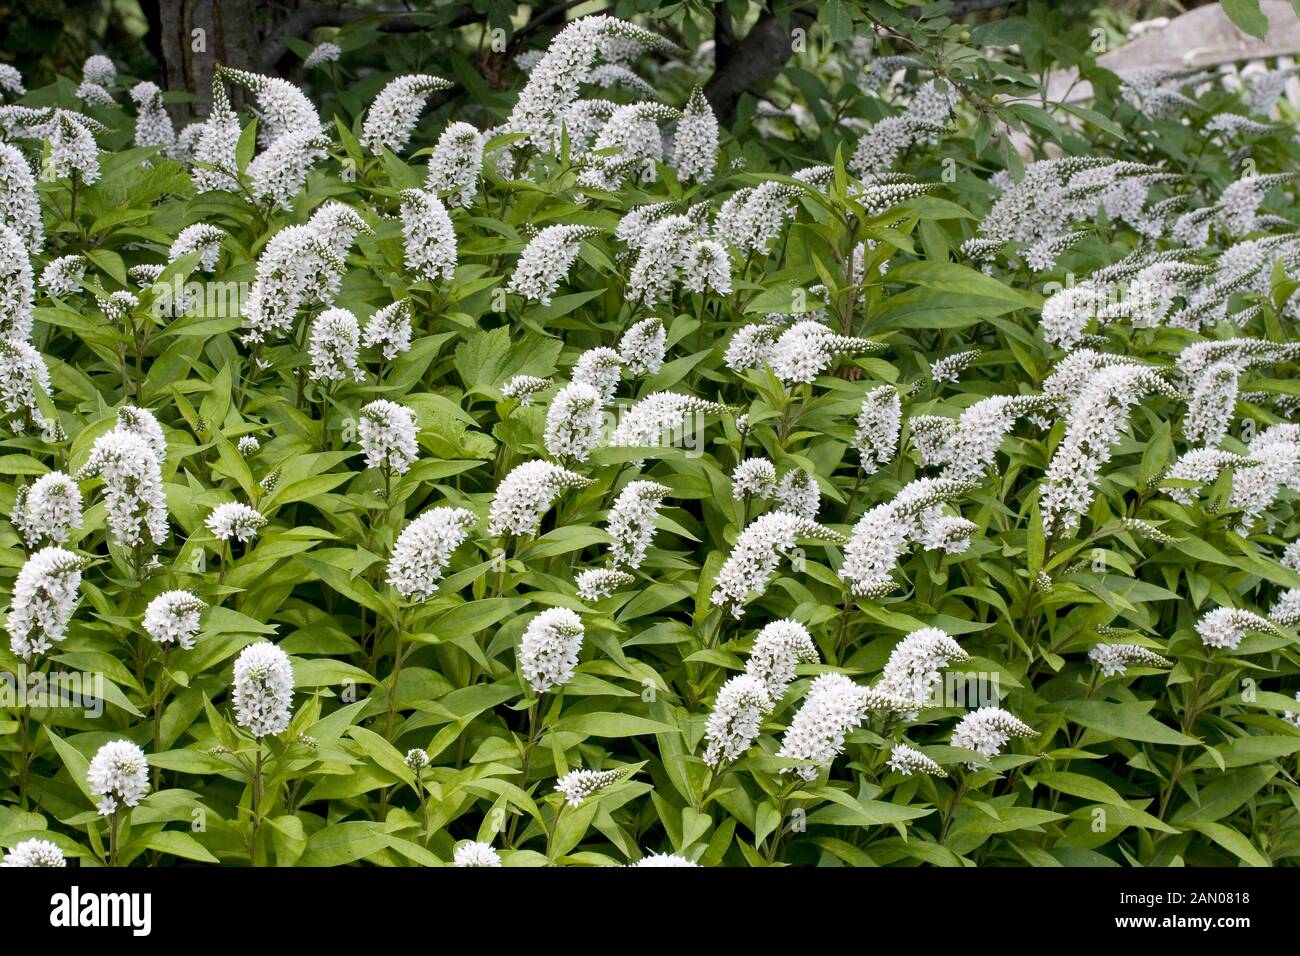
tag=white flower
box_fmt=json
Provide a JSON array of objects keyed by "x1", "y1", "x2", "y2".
[
  {"x1": 0, "y1": 339, "x2": 52, "y2": 436},
  {"x1": 578, "y1": 102, "x2": 679, "y2": 190},
  {"x1": 501, "y1": 375, "x2": 550, "y2": 405},
  {"x1": 42, "y1": 110, "x2": 100, "y2": 183},
  {"x1": 115, "y1": 405, "x2": 167, "y2": 461},
  {"x1": 174, "y1": 121, "x2": 203, "y2": 162},
  {"x1": 908, "y1": 417, "x2": 961, "y2": 465},
  {"x1": 362, "y1": 300, "x2": 412, "y2": 360},
  {"x1": 853, "y1": 386, "x2": 901, "y2": 473},
  {"x1": 711, "y1": 512, "x2": 845, "y2": 618},
  {"x1": 918, "y1": 511, "x2": 977, "y2": 554},
  {"x1": 130, "y1": 81, "x2": 174, "y2": 154},
  {"x1": 426, "y1": 122, "x2": 484, "y2": 207},
  {"x1": 1216, "y1": 173, "x2": 1291, "y2": 236},
  {"x1": 607, "y1": 479, "x2": 669, "y2": 569},
  {"x1": 308, "y1": 201, "x2": 372, "y2": 259},
  {"x1": 0, "y1": 223, "x2": 34, "y2": 339},
  {"x1": 703, "y1": 674, "x2": 772, "y2": 765},
  {"x1": 774, "y1": 469, "x2": 819, "y2": 519},
  {"x1": 453, "y1": 841, "x2": 502, "y2": 867},
  {"x1": 218, "y1": 67, "x2": 322, "y2": 148},
  {"x1": 618, "y1": 317, "x2": 666, "y2": 376},
  {"x1": 237, "y1": 436, "x2": 259, "y2": 456},
  {"x1": 839, "y1": 478, "x2": 973, "y2": 596},
  {"x1": 548, "y1": 98, "x2": 612, "y2": 161},
  {"x1": 241, "y1": 224, "x2": 344, "y2": 345},
  {"x1": 616, "y1": 201, "x2": 676, "y2": 249},
  {"x1": 887, "y1": 744, "x2": 947, "y2": 777},
  {"x1": 1088, "y1": 642, "x2": 1172, "y2": 676},
  {"x1": 362, "y1": 74, "x2": 452, "y2": 154},
  {"x1": 769, "y1": 321, "x2": 879, "y2": 385},
  {"x1": 307, "y1": 307, "x2": 364, "y2": 383},
  {"x1": 129, "y1": 264, "x2": 164, "y2": 288},
  {"x1": 11, "y1": 471, "x2": 82, "y2": 546},
  {"x1": 930, "y1": 349, "x2": 979, "y2": 384},
  {"x1": 777, "y1": 673, "x2": 904, "y2": 780},
  {"x1": 170, "y1": 222, "x2": 226, "y2": 270},
  {"x1": 585, "y1": 63, "x2": 655, "y2": 97},
  {"x1": 977, "y1": 157, "x2": 1157, "y2": 250},
  {"x1": 304, "y1": 43, "x2": 342, "y2": 69},
  {"x1": 405, "y1": 748, "x2": 429, "y2": 769},
  {"x1": 500, "y1": 16, "x2": 660, "y2": 156},
  {"x1": 358, "y1": 400, "x2": 420, "y2": 475},
  {"x1": 715, "y1": 181, "x2": 799, "y2": 256},
  {"x1": 142, "y1": 590, "x2": 206, "y2": 649},
  {"x1": 1280, "y1": 541, "x2": 1300, "y2": 574},
  {"x1": 5, "y1": 546, "x2": 84, "y2": 660},
  {"x1": 0, "y1": 65, "x2": 26, "y2": 99},
  {"x1": 732, "y1": 458, "x2": 776, "y2": 499},
  {"x1": 206, "y1": 502, "x2": 266, "y2": 543},
  {"x1": 575, "y1": 568, "x2": 634, "y2": 600},
  {"x1": 387, "y1": 507, "x2": 478, "y2": 601},
  {"x1": 99, "y1": 290, "x2": 139, "y2": 322},
  {"x1": 248, "y1": 128, "x2": 330, "y2": 209},
  {"x1": 1286, "y1": 691, "x2": 1300, "y2": 730},
  {"x1": 725, "y1": 322, "x2": 780, "y2": 373},
  {"x1": 848, "y1": 80, "x2": 954, "y2": 177},
  {"x1": 1195, "y1": 606, "x2": 1280, "y2": 650},
  {"x1": 69, "y1": 85, "x2": 114, "y2": 117},
  {"x1": 520, "y1": 607, "x2": 585, "y2": 693},
  {"x1": 610, "y1": 392, "x2": 725, "y2": 450},
  {"x1": 488, "y1": 460, "x2": 594, "y2": 537},
  {"x1": 951, "y1": 707, "x2": 1035, "y2": 763},
  {"x1": 232, "y1": 641, "x2": 294, "y2": 738},
  {"x1": 926, "y1": 395, "x2": 1050, "y2": 482},
  {"x1": 191, "y1": 80, "x2": 241, "y2": 192},
  {"x1": 572, "y1": 347, "x2": 622, "y2": 404},
  {"x1": 82, "y1": 55, "x2": 116, "y2": 87},
  {"x1": 507, "y1": 225, "x2": 600, "y2": 305},
  {"x1": 400, "y1": 189, "x2": 457, "y2": 283},
  {"x1": 545, "y1": 381, "x2": 605, "y2": 462},
  {"x1": 672, "y1": 87, "x2": 718, "y2": 183},
  {"x1": 87, "y1": 740, "x2": 149, "y2": 816},
  {"x1": 1183, "y1": 361, "x2": 1238, "y2": 448},
  {"x1": 876, "y1": 627, "x2": 968, "y2": 710},
  {"x1": 1041, "y1": 364, "x2": 1177, "y2": 537},
  {"x1": 1160, "y1": 449, "x2": 1254, "y2": 506},
  {"x1": 632, "y1": 853, "x2": 699, "y2": 867},
  {"x1": 77, "y1": 429, "x2": 168, "y2": 548},
  {"x1": 746, "y1": 619, "x2": 819, "y2": 700},
  {"x1": 40, "y1": 255, "x2": 86, "y2": 297},
  {"x1": 1275, "y1": 589, "x2": 1300, "y2": 627},
  {"x1": 554, "y1": 766, "x2": 630, "y2": 806},
  {"x1": 0, "y1": 143, "x2": 42, "y2": 252},
  {"x1": 626, "y1": 212, "x2": 707, "y2": 305},
  {"x1": 681, "y1": 239, "x2": 733, "y2": 295},
  {"x1": 1041, "y1": 283, "x2": 1104, "y2": 350},
  {"x1": 1230, "y1": 424, "x2": 1300, "y2": 530},
  {"x1": 0, "y1": 838, "x2": 66, "y2": 867}
]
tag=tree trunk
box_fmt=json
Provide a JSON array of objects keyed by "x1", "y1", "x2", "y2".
[{"x1": 705, "y1": 4, "x2": 816, "y2": 127}]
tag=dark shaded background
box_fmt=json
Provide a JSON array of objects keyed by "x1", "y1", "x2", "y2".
[{"x1": 0, "y1": 1, "x2": 1210, "y2": 124}]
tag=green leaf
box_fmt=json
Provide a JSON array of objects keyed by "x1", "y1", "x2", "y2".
[
  {"x1": 135, "y1": 829, "x2": 220, "y2": 863},
  {"x1": 553, "y1": 713, "x2": 678, "y2": 738},
  {"x1": 1220, "y1": 0, "x2": 1270, "y2": 40},
  {"x1": 1057, "y1": 701, "x2": 1201, "y2": 746}
]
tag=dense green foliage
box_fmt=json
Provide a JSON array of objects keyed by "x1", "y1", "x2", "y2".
[{"x1": 3, "y1": 2, "x2": 1300, "y2": 868}]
